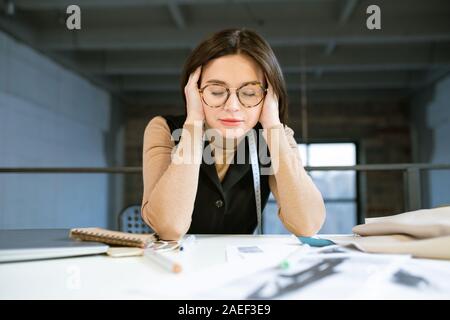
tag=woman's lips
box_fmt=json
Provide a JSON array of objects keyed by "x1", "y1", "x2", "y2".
[{"x1": 219, "y1": 119, "x2": 244, "y2": 127}]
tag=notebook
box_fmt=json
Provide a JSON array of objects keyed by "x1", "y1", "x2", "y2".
[{"x1": 69, "y1": 227, "x2": 158, "y2": 248}]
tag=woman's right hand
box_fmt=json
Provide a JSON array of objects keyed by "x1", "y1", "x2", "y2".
[{"x1": 184, "y1": 66, "x2": 205, "y2": 125}]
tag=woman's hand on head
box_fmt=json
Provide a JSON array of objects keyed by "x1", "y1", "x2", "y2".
[
  {"x1": 259, "y1": 81, "x2": 281, "y2": 129},
  {"x1": 184, "y1": 66, "x2": 205, "y2": 125}
]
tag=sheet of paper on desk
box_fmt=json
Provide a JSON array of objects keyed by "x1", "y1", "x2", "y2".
[
  {"x1": 225, "y1": 244, "x2": 304, "y2": 263},
  {"x1": 200, "y1": 246, "x2": 441, "y2": 299},
  {"x1": 382, "y1": 258, "x2": 450, "y2": 299}
]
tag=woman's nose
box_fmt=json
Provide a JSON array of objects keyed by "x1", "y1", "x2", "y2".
[{"x1": 223, "y1": 92, "x2": 241, "y2": 112}]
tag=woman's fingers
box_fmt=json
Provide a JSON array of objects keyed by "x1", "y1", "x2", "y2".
[
  {"x1": 267, "y1": 81, "x2": 278, "y2": 101},
  {"x1": 188, "y1": 66, "x2": 202, "y2": 88},
  {"x1": 266, "y1": 79, "x2": 273, "y2": 94},
  {"x1": 184, "y1": 66, "x2": 205, "y2": 123}
]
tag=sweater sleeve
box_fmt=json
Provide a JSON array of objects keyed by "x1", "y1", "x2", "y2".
[
  {"x1": 264, "y1": 124, "x2": 326, "y2": 236},
  {"x1": 141, "y1": 116, "x2": 204, "y2": 240}
]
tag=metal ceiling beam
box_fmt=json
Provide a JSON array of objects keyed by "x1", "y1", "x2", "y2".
[
  {"x1": 412, "y1": 67, "x2": 450, "y2": 89},
  {"x1": 38, "y1": 20, "x2": 450, "y2": 50},
  {"x1": 14, "y1": 0, "x2": 329, "y2": 10},
  {"x1": 324, "y1": 42, "x2": 336, "y2": 55},
  {"x1": 82, "y1": 63, "x2": 448, "y2": 75},
  {"x1": 73, "y1": 45, "x2": 450, "y2": 75}
]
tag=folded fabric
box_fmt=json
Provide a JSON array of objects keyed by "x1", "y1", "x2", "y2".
[
  {"x1": 325, "y1": 234, "x2": 450, "y2": 260},
  {"x1": 323, "y1": 206, "x2": 450, "y2": 260},
  {"x1": 352, "y1": 206, "x2": 450, "y2": 239}
]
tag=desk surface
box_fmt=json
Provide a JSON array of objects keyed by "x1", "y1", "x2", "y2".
[{"x1": 1, "y1": 234, "x2": 449, "y2": 299}]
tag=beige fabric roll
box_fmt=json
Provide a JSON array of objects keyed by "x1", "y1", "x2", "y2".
[
  {"x1": 324, "y1": 206, "x2": 450, "y2": 260},
  {"x1": 352, "y1": 206, "x2": 450, "y2": 238},
  {"x1": 326, "y1": 234, "x2": 450, "y2": 260}
]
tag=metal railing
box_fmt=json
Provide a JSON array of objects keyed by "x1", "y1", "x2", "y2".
[{"x1": 1, "y1": 163, "x2": 450, "y2": 219}]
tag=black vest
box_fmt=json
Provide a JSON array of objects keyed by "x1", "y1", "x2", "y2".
[{"x1": 163, "y1": 115, "x2": 272, "y2": 234}]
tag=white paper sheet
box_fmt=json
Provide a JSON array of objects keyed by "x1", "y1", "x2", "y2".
[
  {"x1": 200, "y1": 246, "x2": 418, "y2": 299},
  {"x1": 225, "y1": 244, "x2": 307, "y2": 263}
]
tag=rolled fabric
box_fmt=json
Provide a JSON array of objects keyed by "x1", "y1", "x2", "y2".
[
  {"x1": 352, "y1": 206, "x2": 450, "y2": 239},
  {"x1": 326, "y1": 234, "x2": 450, "y2": 260}
]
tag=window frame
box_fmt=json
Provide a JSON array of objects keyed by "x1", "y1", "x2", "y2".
[{"x1": 264, "y1": 140, "x2": 362, "y2": 233}]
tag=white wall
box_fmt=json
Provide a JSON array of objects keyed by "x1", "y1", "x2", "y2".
[
  {"x1": 412, "y1": 74, "x2": 450, "y2": 208},
  {"x1": 0, "y1": 31, "x2": 122, "y2": 229}
]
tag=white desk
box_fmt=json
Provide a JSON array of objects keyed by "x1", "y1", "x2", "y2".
[{"x1": 1, "y1": 234, "x2": 449, "y2": 299}]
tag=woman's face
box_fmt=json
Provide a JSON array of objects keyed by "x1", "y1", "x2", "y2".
[{"x1": 199, "y1": 54, "x2": 265, "y2": 139}]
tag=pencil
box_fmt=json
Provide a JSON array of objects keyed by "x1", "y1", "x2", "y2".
[{"x1": 144, "y1": 248, "x2": 183, "y2": 273}]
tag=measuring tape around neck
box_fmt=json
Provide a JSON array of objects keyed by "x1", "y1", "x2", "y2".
[{"x1": 247, "y1": 130, "x2": 263, "y2": 235}]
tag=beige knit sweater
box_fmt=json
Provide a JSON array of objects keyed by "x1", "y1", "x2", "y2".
[{"x1": 141, "y1": 116, "x2": 326, "y2": 240}]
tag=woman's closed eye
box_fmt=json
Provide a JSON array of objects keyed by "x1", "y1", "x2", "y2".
[
  {"x1": 211, "y1": 90, "x2": 226, "y2": 96},
  {"x1": 242, "y1": 91, "x2": 256, "y2": 97}
]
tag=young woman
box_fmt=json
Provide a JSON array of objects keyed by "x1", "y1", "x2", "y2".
[{"x1": 141, "y1": 28, "x2": 325, "y2": 240}]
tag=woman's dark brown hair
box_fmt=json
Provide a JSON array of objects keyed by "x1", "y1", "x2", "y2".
[{"x1": 180, "y1": 28, "x2": 289, "y2": 124}]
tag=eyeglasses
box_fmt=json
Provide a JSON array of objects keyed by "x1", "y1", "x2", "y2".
[{"x1": 198, "y1": 81, "x2": 267, "y2": 108}]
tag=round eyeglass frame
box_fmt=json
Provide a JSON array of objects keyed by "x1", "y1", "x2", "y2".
[{"x1": 198, "y1": 81, "x2": 268, "y2": 108}]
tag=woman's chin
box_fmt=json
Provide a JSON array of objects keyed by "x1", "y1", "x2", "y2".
[{"x1": 219, "y1": 127, "x2": 247, "y2": 140}]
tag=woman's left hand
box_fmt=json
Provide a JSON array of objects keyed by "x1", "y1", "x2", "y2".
[{"x1": 259, "y1": 81, "x2": 282, "y2": 129}]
